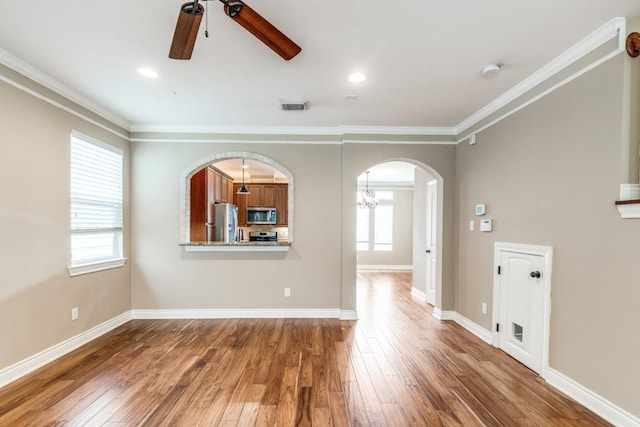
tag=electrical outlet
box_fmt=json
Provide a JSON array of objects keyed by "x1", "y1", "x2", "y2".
[
  {"x1": 284, "y1": 288, "x2": 291, "y2": 297},
  {"x1": 71, "y1": 307, "x2": 79, "y2": 321},
  {"x1": 482, "y1": 303, "x2": 487, "y2": 315}
]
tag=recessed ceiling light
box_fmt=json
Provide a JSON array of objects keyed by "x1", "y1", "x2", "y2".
[
  {"x1": 137, "y1": 67, "x2": 159, "y2": 78},
  {"x1": 348, "y1": 72, "x2": 366, "y2": 83},
  {"x1": 345, "y1": 94, "x2": 359, "y2": 100}
]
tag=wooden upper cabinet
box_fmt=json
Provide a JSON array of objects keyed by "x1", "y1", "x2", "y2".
[
  {"x1": 275, "y1": 185, "x2": 288, "y2": 226},
  {"x1": 262, "y1": 185, "x2": 275, "y2": 206},
  {"x1": 233, "y1": 183, "x2": 288, "y2": 226},
  {"x1": 247, "y1": 185, "x2": 262, "y2": 206}
]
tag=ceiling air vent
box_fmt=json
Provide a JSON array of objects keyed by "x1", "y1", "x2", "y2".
[{"x1": 281, "y1": 101, "x2": 308, "y2": 111}]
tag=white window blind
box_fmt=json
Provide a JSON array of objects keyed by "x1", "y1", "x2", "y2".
[{"x1": 70, "y1": 133, "x2": 123, "y2": 268}]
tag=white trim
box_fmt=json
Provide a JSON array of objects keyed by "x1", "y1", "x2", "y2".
[
  {"x1": 341, "y1": 140, "x2": 457, "y2": 145},
  {"x1": 432, "y1": 308, "x2": 455, "y2": 320},
  {"x1": 340, "y1": 310, "x2": 358, "y2": 320},
  {"x1": 616, "y1": 203, "x2": 640, "y2": 219},
  {"x1": 492, "y1": 242, "x2": 553, "y2": 379},
  {"x1": 357, "y1": 264, "x2": 413, "y2": 271},
  {"x1": 452, "y1": 313, "x2": 493, "y2": 344},
  {"x1": 131, "y1": 308, "x2": 343, "y2": 319},
  {"x1": 68, "y1": 257, "x2": 127, "y2": 277},
  {"x1": 547, "y1": 369, "x2": 640, "y2": 427},
  {"x1": 455, "y1": 17, "x2": 625, "y2": 136},
  {"x1": 0, "y1": 311, "x2": 131, "y2": 388},
  {"x1": 182, "y1": 245, "x2": 290, "y2": 252},
  {"x1": 0, "y1": 48, "x2": 130, "y2": 136},
  {"x1": 410, "y1": 287, "x2": 427, "y2": 301},
  {"x1": 130, "y1": 137, "x2": 344, "y2": 145}
]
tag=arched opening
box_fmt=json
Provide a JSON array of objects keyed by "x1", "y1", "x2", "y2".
[
  {"x1": 354, "y1": 159, "x2": 444, "y2": 312},
  {"x1": 180, "y1": 151, "x2": 295, "y2": 243}
]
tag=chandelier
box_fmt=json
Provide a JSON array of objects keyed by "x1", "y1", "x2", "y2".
[{"x1": 358, "y1": 170, "x2": 378, "y2": 209}]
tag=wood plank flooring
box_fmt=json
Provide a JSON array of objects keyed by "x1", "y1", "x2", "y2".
[{"x1": 0, "y1": 271, "x2": 611, "y2": 426}]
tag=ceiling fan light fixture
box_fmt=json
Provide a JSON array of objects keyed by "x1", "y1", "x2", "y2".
[
  {"x1": 169, "y1": 1, "x2": 205, "y2": 60},
  {"x1": 224, "y1": 1, "x2": 301, "y2": 60}
]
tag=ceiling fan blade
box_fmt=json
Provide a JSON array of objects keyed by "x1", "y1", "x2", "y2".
[
  {"x1": 169, "y1": 2, "x2": 205, "y2": 60},
  {"x1": 224, "y1": 1, "x2": 301, "y2": 60}
]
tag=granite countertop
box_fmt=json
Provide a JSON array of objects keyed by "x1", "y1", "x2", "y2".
[
  {"x1": 181, "y1": 241, "x2": 290, "y2": 246},
  {"x1": 180, "y1": 241, "x2": 291, "y2": 251}
]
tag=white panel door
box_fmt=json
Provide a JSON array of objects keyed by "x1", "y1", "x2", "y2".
[
  {"x1": 497, "y1": 250, "x2": 547, "y2": 374},
  {"x1": 425, "y1": 182, "x2": 437, "y2": 306}
]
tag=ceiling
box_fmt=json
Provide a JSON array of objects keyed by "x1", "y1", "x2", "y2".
[{"x1": 1, "y1": 1, "x2": 640, "y2": 132}]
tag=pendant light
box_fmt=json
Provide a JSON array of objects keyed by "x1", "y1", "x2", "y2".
[
  {"x1": 358, "y1": 170, "x2": 377, "y2": 209},
  {"x1": 236, "y1": 158, "x2": 251, "y2": 194}
]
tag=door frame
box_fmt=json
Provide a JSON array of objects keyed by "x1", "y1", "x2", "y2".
[{"x1": 492, "y1": 242, "x2": 553, "y2": 378}]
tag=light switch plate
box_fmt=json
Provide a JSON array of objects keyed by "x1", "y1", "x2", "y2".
[{"x1": 469, "y1": 220, "x2": 475, "y2": 231}]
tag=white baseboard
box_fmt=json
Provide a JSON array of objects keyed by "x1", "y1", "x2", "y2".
[
  {"x1": 357, "y1": 265, "x2": 413, "y2": 271},
  {"x1": 547, "y1": 369, "x2": 640, "y2": 427},
  {"x1": 340, "y1": 310, "x2": 358, "y2": 320},
  {"x1": 451, "y1": 312, "x2": 493, "y2": 344},
  {"x1": 0, "y1": 311, "x2": 131, "y2": 388},
  {"x1": 131, "y1": 308, "x2": 344, "y2": 319},
  {"x1": 432, "y1": 307, "x2": 455, "y2": 320},
  {"x1": 410, "y1": 287, "x2": 427, "y2": 301}
]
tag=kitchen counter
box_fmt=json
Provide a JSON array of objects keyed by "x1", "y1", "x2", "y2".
[{"x1": 180, "y1": 241, "x2": 291, "y2": 252}]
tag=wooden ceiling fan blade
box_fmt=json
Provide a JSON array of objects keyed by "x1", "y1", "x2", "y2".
[
  {"x1": 224, "y1": 2, "x2": 301, "y2": 60},
  {"x1": 169, "y1": 2, "x2": 205, "y2": 60}
]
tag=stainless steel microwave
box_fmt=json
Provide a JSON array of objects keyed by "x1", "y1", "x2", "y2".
[{"x1": 247, "y1": 207, "x2": 277, "y2": 224}]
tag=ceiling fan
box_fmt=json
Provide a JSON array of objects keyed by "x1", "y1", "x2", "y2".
[{"x1": 169, "y1": 0, "x2": 301, "y2": 61}]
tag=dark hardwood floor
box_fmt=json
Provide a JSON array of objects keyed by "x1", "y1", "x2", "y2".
[{"x1": 0, "y1": 271, "x2": 610, "y2": 426}]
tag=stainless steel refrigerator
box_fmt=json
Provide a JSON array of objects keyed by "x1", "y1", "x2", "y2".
[{"x1": 213, "y1": 203, "x2": 238, "y2": 243}]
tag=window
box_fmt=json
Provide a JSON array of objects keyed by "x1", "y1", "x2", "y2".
[
  {"x1": 357, "y1": 190, "x2": 394, "y2": 251},
  {"x1": 69, "y1": 132, "x2": 124, "y2": 275}
]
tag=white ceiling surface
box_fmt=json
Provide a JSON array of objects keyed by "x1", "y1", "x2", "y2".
[
  {"x1": 1, "y1": 1, "x2": 640, "y2": 131},
  {"x1": 213, "y1": 158, "x2": 286, "y2": 181}
]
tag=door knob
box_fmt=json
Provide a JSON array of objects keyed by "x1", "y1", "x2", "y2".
[
  {"x1": 530, "y1": 271, "x2": 541, "y2": 279},
  {"x1": 426, "y1": 249, "x2": 431, "y2": 253}
]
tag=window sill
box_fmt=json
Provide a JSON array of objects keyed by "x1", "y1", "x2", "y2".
[{"x1": 68, "y1": 258, "x2": 127, "y2": 277}]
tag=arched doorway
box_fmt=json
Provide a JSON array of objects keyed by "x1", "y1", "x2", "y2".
[{"x1": 354, "y1": 159, "x2": 443, "y2": 312}]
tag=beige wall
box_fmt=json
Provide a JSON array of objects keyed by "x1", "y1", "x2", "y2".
[
  {"x1": 130, "y1": 142, "x2": 344, "y2": 310},
  {"x1": 356, "y1": 187, "x2": 414, "y2": 267},
  {"x1": 0, "y1": 80, "x2": 131, "y2": 371},
  {"x1": 455, "y1": 55, "x2": 640, "y2": 416}
]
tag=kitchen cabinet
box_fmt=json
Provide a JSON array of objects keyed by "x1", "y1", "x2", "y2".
[
  {"x1": 275, "y1": 185, "x2": 288, "y2": 226},
  {"x1": 234, "y1": 183, "x2": 288, "y2": 226},
  {"x1": 190, "y1": 167, "x2": 235, "y2": 240},
  {"x1": 190, "y1": 167, "x2": 215, "y2": 241}
]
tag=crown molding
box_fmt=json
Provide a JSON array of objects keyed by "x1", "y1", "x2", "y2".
[
  {"x1": 455, "y1": 17, "x2": 626, "y2": 136},
  {"x1": 0, "y1": 16, "x2": 628, "y2": 144},
  {"x1": 0, "y1": 48, "x2": 130, "y2": 131}
]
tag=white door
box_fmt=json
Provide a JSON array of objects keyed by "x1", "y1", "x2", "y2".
[
  {"x1": 425, "y1": 181, "x2": 437, "y2": 305},
  {"x1": 494, "y1": 246, "x2": 550, "y2": 375}
]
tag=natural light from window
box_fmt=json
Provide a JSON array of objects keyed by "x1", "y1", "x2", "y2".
[
  {"x1": 70, "y1": 133, "x2": 124, "y2": 272},
  {"x1": 357, "y1": 190, "x2": 393, "y2": 251}
]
